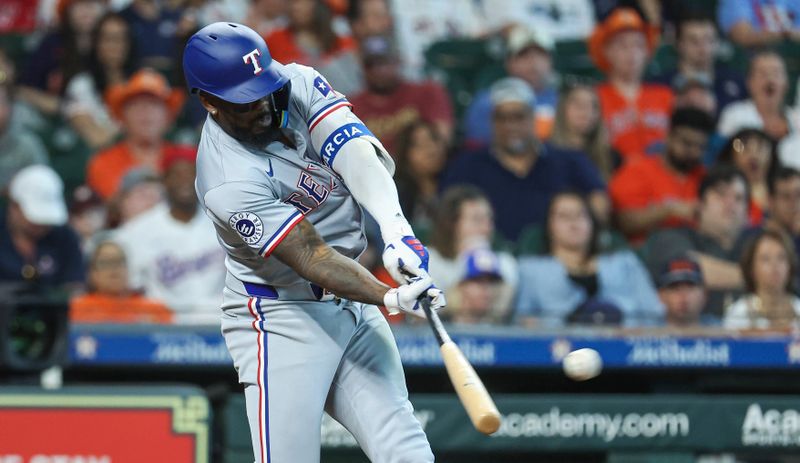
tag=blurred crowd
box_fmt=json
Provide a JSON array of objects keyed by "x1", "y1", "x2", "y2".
[{"x1": 1, "y1": 0, "x2": 800, "y2": 330}]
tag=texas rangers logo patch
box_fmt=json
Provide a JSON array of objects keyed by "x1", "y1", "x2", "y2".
[
  {"x1": 229, "y1": 211, "x2": 264, "y2": 244},
  {"x1": 313, "y1": 76, "x2": 332, "y2": 98}
]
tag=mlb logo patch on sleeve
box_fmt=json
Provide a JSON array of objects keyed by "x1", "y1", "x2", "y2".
[{"x1": 314, "y1": 76, "x2": 332, "y2": 98}]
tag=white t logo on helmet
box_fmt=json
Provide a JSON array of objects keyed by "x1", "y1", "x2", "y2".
[{"x1": 242, "y1": 48, "x2": 264, "y2": 75}]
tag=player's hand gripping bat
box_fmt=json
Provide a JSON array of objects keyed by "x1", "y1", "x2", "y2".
[{"x1": 418, "y1": 297, "x2": 501, "y2": 435}]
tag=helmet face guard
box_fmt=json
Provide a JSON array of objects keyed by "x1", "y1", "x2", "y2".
[
  {"x1": 270, "y1": 81, "x2": 291, "y2": 128},
  {"x1": 183, "y1": 22, "x2": 289, "y2": 105}
]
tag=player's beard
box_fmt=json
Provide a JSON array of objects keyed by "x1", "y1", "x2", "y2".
[
  {"x1": 668, "y1": 153, "x2": 700, "y2": 174},
  {"x1": 235, "y1": 111, "x2": 281, "y2": 147}
]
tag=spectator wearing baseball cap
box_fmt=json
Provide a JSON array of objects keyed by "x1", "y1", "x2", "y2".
[
  {"x1": 0, "y1": 165, "x2": 85, "y2": 291},
  {"x1": 590, "y1": 8, "x2": 674, "y2": 161},
  {"x1": 350, "y1": 34, "x2": 454, "y2": 154},
  {"x1": 445, "y1": 248, "x2": 512, "y2": 325},
  {"x1": 643, "y1": 165, "x2": 752, "y2": 318},
  {"x1": 112, "y1": 148, "x2": 226, "y2": 324},
  {"x1": 426, "y1": 186, "x2": 519, "y2": 319},
  {"x1": 442, "y1": 77, "x2": 608, "y2": 243},
  {"x1": 462, "y1": 24, "x2": 558, "y2": 151},
  {"x1": 68, "y1": 184, "x2": 106, "y2": 253},
  {"x1": 657, "y1": 256, "x2": 713, "y2": 327},
  {"x1": 85, "y1": 68, "x2": 192, "y2": 200}
]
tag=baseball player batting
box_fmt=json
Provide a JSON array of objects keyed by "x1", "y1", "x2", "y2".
[{"x1": 183, "y1": 23, "x2": 444, "y2": 463}]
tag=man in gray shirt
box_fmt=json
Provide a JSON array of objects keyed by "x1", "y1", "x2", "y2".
[{"x1": 643, "y1": 165, "x2": 751, "y2": 318}]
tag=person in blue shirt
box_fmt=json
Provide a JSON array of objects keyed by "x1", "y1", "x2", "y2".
[
  {"x1": 442, "y1": 77, "x2": 608, "y2": 244},
  {"x1": 0, "y1": 166, "x2": 85, "y2": 292},
  {"x1": 461, "y1": 25, "x2": 559, "y2": 151},
  {"x1": 718, "y1": 0, "x2": 800, "y2": 47},
  {"x1": 653, "y1": 11, "x2": 747, "y2": 116},
  {"x1": 119, "y1": 0, "x2": 184, "y2": 77},
  {"x1": 514, "y1": 190, "x2": 663, "y2": 328}
]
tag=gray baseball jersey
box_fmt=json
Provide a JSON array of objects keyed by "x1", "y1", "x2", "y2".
[
  {"x1": 196, "y1": 63, "x2": 393, "y2": 291},
  {"x1": 196, "y1": 64, "x2": 433, "y2": 463}
]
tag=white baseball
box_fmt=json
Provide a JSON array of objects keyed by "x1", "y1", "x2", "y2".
[{"x1": 562, "y1": 348, "x2": 602, "y2": 381}]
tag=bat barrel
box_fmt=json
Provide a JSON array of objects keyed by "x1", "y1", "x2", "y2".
[
  {"x1": 440, "y1": 342, "x2": 501, "y2": 435},
  {"x1": 418, "y1": 297, "x2": 501, "y2": 435}
]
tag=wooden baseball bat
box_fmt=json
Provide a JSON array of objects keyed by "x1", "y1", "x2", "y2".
[{"x1": 418, "y1": 297, "x2": 501, "y2": 435}]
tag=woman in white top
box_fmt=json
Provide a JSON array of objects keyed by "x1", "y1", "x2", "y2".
[
  {"x1": 63, "y1": 12, "x2": 135, "y2": 149},
  {"x1": 724, "y1": 227, "x2": 800, "y2": 329}
]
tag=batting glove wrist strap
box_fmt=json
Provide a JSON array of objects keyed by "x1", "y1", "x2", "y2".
[{"x1": 384, "y1": 276, "x2": 435, "y2": 318}]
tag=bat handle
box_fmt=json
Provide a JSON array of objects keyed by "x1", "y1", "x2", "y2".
[{"x1": 419, "y1": 296, "x2": 451, "y2": 346}]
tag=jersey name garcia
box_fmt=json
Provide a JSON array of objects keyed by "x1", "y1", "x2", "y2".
[{"x1": 195, "y1": 64, "x2": 393, "y2": 288}]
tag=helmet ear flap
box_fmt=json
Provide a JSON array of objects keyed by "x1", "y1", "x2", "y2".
[{"x1": 270, "y1": 82, "x2": 292, "y2": 128}]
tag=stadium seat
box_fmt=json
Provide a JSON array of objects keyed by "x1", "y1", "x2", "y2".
[
  {"x1": 36, "y1": 116, "x2": 93, "y2": 196},
  {"x1": 647, "y1": 44, "x2": 678, "y2": 78},
  {"x1": 515, "y1": 224, "x2": 630, "y2": 256},
  {"x1": 0, "y1": 33, "x2": 32, "y2": 69},
  {"x1": 424, "y1": 37, "x2": 506, "y2": 120},
  {"x1": 552, "y1": 40, "x2": 603, "y2": 81}
]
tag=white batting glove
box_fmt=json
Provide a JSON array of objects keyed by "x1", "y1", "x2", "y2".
[
  {"x1": 382, "y1": 235, "x2": 430, "y2": 284},
  {"x1": 384, "y1": 276, "x2": 447, "y2": 318}
]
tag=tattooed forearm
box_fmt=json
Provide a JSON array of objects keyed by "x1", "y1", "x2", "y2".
[{"x1": 272, "y1": 219, "x2": 389, "y2": 305}]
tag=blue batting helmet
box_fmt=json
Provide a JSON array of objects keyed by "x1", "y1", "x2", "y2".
[{"x1": 183, "y1": 22, "x2": 288, "y2": 104}]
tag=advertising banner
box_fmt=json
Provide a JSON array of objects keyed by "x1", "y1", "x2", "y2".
[
  {"x1": 319, "y1": 395, "x2": 800, "y2": 452},
  {"x1": 0, "y1": 386, "x2": 210, "y2": 463},
  {"x1": 69, "y1": 324, "x2": 800, "y2": 369}
]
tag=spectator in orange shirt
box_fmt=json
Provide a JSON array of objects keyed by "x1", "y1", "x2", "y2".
[
  {"x1": 589, "y1": 7, "x2": 674, "y2": 161},
  {"x1": 70, "y1": 240, "x2": 173, "y2": 324},
  {"x1": 265, "y1": 0, "x2": 362, "y2": 95},
  {"x1": 86, "y1": 69, "x2": 191, "y2": 200},
  {"x1": 610, "y1": 108, "x2": 716, "y2": 243}
]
